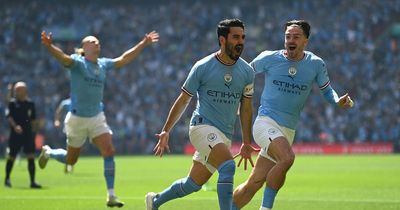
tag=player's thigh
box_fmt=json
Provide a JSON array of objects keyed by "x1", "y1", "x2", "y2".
[
  {"x1": 189, "y1": 125, "x2": 231, "y2": 171},
  {"x1": 88, "y1": 112, "x2": 112, "y2": 142},
  {"x1": 188, "y1": 160, "x2": 213, "y2": 186},
  {"x1": 92, "y1": 133, "x2": 114, "y2": 156},
  {"x1": 268, "y1": 136, "x2": 294, "y2": 162},
  {"x1": 253, "y1": 116, "x2": 295, "y2": 161},
  {"x1": 208, "y1": 143, "x2": 233, "y2": 169},
  {"x1": 65, "y1": 113, "x2": 88, "y2": 148}
]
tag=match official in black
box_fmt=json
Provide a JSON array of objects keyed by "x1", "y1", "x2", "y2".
[{"x1": 4, "y1": 81, "x2": 41, "y2": 188}]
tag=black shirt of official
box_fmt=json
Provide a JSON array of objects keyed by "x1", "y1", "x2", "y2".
[{"x1": 6, "y1": 98, "x2": 36, "y2": 135}]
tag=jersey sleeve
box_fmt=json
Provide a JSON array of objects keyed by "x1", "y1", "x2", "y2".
[
  {"x1": 102, "y1": 58, "x2": 114, "y2": 71},
  {"x1": 316, "y1": 59, "x2": 339, "y2": 105},
  {"x1": 243, "y1": 65, "x2": 255, "y2": 98},
  {"x1": 182, "y1": 62, "x2": 202, "y2": 97},
  {"x1": 316, "y1": 59, "x2": 330, "y2": 90},
  {"x1": 69, "y1": 54, "x2": 82, "y2": 71},
  {"x1": 250, "y1": 50, "x2": 272, "y2": 73}
]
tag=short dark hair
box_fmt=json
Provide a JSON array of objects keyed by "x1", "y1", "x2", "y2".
[
  {"x1": 285, "y1": 20, "x2": 311, "y2": 38},
  {"x1": 217, "y1": 18, "x2": 245, "y2": 46}
]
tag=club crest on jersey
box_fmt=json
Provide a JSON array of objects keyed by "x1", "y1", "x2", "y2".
[
  {"x1": 288, "y1": 67, "x2": 297, "y2": 77},
  {"x1": 207, "y1": 133, "x2": 217, "y2": 142},
  {"x1": 224, "y1": 73, "x2": 232, "y2": 83},
  {"x1": 224, "y1": 73, "x2": 232, "y2": 89},
  {"x1": 268, "y1": 128, "x2": 278, "y2": 135},
  {"x1": 94, "y1": 67, "x2": 100, "y2": 75}
]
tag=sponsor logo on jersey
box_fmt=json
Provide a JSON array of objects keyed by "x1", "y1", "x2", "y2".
[{"x1": 273, "y1": 79, "x2": 308, "y2": 95}]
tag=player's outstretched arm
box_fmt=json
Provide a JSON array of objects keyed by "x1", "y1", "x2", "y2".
[
  {"x1": 113, "y1": 31, "x2": 159, "y2": 69},
  {"x1": 41, "y1": 31, "x2": 73, "y2": 67},
  {"x1": 154, "y1": 91, "x2": 191, "y2": 157}
]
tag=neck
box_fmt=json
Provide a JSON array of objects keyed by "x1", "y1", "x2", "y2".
[
  {"x1": 216, "y1": 50, "x2": 235, "y2": 65},
  {"x1": 284, "y1": 50, "x2": 304, "y2": 61},
  {"x1": 85, "y1": 54, "x2": 98, "y2": 63}
]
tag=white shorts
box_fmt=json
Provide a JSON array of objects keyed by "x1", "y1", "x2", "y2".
[
  {"x1": 189, "y1": 124, "x2": 231, "y2": 173},
  {"x1": 253, "y1": 116, "x2": 295, "y2": 162},
  {"x1": 64, "y1": 112, "x2": 112, "y2": 148}
]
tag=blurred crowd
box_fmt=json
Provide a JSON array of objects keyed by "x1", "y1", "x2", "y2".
[{"x1": 1, "y1": 0, "x2": 399, "y2": 155}]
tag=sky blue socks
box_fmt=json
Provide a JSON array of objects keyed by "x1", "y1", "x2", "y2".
[
  {"x1": 104, "y1": 156, "x2": 115, "y2": 190},
  {"x1": 262, "y1": 186, "x2": 277, "y2": 209},
  {"x1": 217, "y1": 160, "x2": 236, "y2": 210},
  {"x1": 153, "y1": 177, "x2": 201, "y2": 208},
  {"x1": 49, "y1": 148, "x2": 67, "y2": 163}
]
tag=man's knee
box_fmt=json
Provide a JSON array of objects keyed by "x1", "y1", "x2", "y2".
[
  {"x1": 279, "y1": 151, "x2": 295, "y2": 169},
  {"x1": 217, "y1": 159, "x2": 236, "y2": 183},
  {"x1": 100, "y1": 146, "x2": 114, "y2": 157}
]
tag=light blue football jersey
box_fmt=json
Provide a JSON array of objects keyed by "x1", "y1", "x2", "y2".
[
  {"x1": 183, "y1": 53, "x2": 255, "y2": 139},
  {"x1": 251, "y1": 50, "x2": 335, "y2": 129},
  {"x1": 68, "y1": 54, "x2": 114, "y2": 117}
]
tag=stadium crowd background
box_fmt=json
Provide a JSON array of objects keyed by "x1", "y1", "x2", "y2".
[{"x1": 1, "y1": 0, "x2": 399, "y2": 155}]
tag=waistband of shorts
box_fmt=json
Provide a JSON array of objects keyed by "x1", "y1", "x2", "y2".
[{"x1": 190, "y1": 115, "x2": 212, "y2": 126}]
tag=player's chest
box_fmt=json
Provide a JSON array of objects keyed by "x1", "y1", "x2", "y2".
[
  {"x1": 202, "y1": 70, "x2": 245, "y2": 91},
  {"x1": 268, "y1": 62, "x2": 316, "y2": 83},
  {"x1": 81, "y1": 62, "x2": 106, "y2": 80}
]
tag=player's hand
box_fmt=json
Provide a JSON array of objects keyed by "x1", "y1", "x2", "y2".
[
  {"x1": 41, "y1": 31, "x2": 53, "y2": 47},
  {"x1": 14, "y1": 125, "x2": 23, "y2": 134},
  {"x1": 143, "y1": 31, "x2": 159, "y2": 46},
  {"x1": 337, "y1": 93, "x2": 354, "y2": 109},
  {"x1": 154, "y1": 131, "x2": 171, "y2": 157},
  {"x1": 233, "y1": 144, "x2": 260, "y2": 170}
]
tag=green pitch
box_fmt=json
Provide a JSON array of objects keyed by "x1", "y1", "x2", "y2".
[{"x1": 1, "y1": 155, "x2": 399, "y2": 210}]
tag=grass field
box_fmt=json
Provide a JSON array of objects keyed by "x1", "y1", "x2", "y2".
[{"x1": 1, "y1": 154, "x2": 399, "y2": 210}]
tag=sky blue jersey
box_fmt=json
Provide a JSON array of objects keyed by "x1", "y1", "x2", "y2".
[
  {"x1": 68, "y1": 54, "x2": 114, "y2": 117},
  {"x1": 251, "y1": 50, "x2": 338, "y2": 129},
  {"x1": 183, "y1": 53, "x2": 255, "y2": 139}
]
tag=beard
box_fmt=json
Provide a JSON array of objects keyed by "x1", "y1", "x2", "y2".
[{"x1": 225, "y1": 42, "x2": 243, "y2": 61}]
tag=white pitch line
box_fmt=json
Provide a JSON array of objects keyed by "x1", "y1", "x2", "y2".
[{"x1": 1, "y1": 196, "x2": 399, "y2": 204}]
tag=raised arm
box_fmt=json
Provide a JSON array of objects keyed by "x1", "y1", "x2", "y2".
[
  {"x1": 154, "y1": 91, "x2": 192, "y2": 157},
  {"x1": 113, "y1": 31, "x2": 159, "y2": 69},
  {"x1": 41, "y1": 31, "x2": 73, "y2": 67}
]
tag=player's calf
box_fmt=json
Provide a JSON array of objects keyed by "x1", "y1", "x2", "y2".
[{"x1": 217, "y1": 159, "x2": 236, "y2": 210}]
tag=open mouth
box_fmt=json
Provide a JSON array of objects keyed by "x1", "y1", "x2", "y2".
[
  {"x1": 235, "y1": 45, "x2": 243, "y2": 53},
  {"x1": 288, "y1": 45, "x2": 296, "y2": 51}
]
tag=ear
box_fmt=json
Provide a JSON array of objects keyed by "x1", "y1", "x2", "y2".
[{"x1": 219, "y1": 35, "x2": 226, "y2": 46}]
